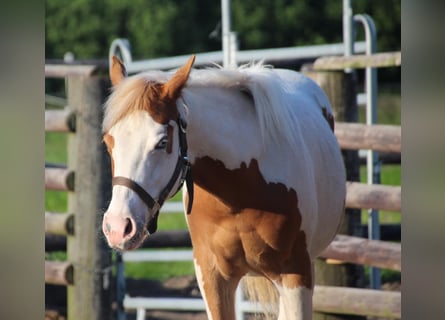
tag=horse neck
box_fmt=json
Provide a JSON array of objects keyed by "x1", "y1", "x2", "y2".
[{"x1": 179, "y1": 86, "x2": 263, "y2": 169}]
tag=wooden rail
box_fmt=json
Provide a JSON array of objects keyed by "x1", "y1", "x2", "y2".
[
  {"x1": 45, "y1": 108, "x2": 76, "y2": 132},
  {"x1": 314, "y1": 51, "x2": 401, "y2": 70},
  {"x1": 335, "y1": 122, "x2": 401, "y2": 153},
  {"x1": 313, "y1": 285, "x2": 400, "y2": 318},
  {"x1": 346, "y1": 182, "x2": 401, "y2": 212},
  {"x1": 45, "y1": 167, "x2": 75, "y2": 191},
  {"x1": 320, "y1": 234, "x2": 401, "y2": 271},
  {"x1": 45, "y1": 64, "x2": 100, "y2": 78},
  {"x1": 45, "y1": 261, "x2": 74, "y2": 286},
  {"x1": 45, "y1": 212, "x2": 74, "y2": 235}
]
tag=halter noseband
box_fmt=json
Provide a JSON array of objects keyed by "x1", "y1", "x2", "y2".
[{"x1": 111, "y1": 117, "x2": 194, "y2": 234}]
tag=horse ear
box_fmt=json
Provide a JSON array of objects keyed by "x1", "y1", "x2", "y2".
[
  {"x1": 163, "y1": 55, "x2": 195, "y2": 100},
  {"x1": 110, "y1": 55, "x2": 127, "y2": 86}
]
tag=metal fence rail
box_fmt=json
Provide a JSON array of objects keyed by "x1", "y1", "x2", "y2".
[{"x1": 109, "y1": 39, "x2": 366, "y2": 74}]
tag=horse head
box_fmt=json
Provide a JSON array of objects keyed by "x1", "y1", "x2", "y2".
[{"x1": 102, "y1": 55, "x2": 195, "y2": 250}]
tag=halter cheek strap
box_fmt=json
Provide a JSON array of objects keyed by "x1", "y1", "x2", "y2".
[
  {"x1": 175, "y1": 118, "x2": 194, "y2": 214},
  {"x1": 111, "y1": 117, "x2": 194, "y2": 234}
]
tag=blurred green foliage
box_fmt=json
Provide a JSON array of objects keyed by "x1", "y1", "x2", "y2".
[{"x1": 45, "y1": 0, "x2": 400, "y2": 60}]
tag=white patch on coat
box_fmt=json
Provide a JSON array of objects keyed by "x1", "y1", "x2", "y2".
[
  {"x1": 193, "y1": 258, "x2": 214, "y2": 320},
  {"x1": 273, "y1": 281, "x2": 312, "y2": 320}
]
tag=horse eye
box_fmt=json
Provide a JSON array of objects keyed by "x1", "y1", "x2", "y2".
[{"x1": 155, "y1": 137, "x2": 168, "y2": 150}]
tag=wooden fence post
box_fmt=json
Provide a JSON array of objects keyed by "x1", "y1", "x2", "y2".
[
  {"x1": 302, "y1": 66, "x2": 365, "y2": 320},
  {"x1": 66, "y1": 72, "x2": 113, "y2": 320}
]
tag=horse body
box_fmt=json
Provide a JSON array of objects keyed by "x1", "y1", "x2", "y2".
[
  {"x1": 102, "y1": 56, "x2": 345, "y2": 319},
  {"x1": 180, "y1": 67, "x2": 344, "y2": 254}
]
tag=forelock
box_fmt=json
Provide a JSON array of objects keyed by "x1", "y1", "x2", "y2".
[{"x1": 102, "y1": 76, "x2": 165, "y2": 132}]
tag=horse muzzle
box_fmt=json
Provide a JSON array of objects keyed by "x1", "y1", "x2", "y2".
[{"x1": 102, "y1": 212, "x2": 148, "y2": 250}]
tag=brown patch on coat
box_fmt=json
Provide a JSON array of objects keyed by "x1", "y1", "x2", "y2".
[
  {"x1": 322, "y1": 107, "x2": 335, "y2": 132},
  {"x1": 162, "y1": 55, "x2": 195, "y2": 102},
  {"x1": 106, "y1": 78, "x2": 179, "y2": 128},
  {"x1": 187, "y1": 156, "x2": 312, "y2": 289},
  {"x1": 103, "y1": 133, "x2": 115, "y2": 175}
]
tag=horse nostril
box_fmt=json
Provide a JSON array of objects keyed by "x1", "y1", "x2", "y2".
[{"x1": 124, "y1": 218, "x2": 133, "y2": 237}]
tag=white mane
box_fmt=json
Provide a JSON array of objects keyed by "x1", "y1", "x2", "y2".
[
  {"x1": 182, "y1": 63, "x2": 322, "y2": 157},
  {"x1": 182, "y1": 62, "x2": 312, "y2": 154},
  {"x1": 108, "y1": 62, "x2": 330, "y2": 158}
]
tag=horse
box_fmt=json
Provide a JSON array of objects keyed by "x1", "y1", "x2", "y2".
[{"x1": 101, "y1": 55, "x2": 346, "y2": 320}]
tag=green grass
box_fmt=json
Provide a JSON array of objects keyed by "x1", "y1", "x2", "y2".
[
  {"x1": 359, "y1": 91, "x2": 401, "y2": 125},
  {"x1": 45, "y1": 190, "x2": 68, "y2": 213},
  {"x1": 124, "y1": 255, "x2": 195, "y2": 281},
  {"x1": 363, "y1": 266, "x2": 401, "y2": 286},
  {"x1": 157, "y1": 211, "x2": 188, "y2": 230},
  {"x1": 45, "y1": 251, "x2": 67, "y2": 261},
  {"x1": 46, "y1": 132, "x2": 68, "y2": 212},
  {"x1": 45, "y1": 132, "x2": 68, "y2": 163}
]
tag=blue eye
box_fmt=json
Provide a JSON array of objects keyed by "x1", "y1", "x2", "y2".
[{"x1": 155, "y1": 137, "x2": 168, "y2": 150}]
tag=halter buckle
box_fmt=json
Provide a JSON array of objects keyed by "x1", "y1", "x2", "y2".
[{"x1": 152, "y1": 200, "x2": 161, "y2": 214}]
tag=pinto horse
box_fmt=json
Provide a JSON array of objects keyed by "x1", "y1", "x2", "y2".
[{"x1": 102, "y1": 55, "x2": 345, "y2": 320}]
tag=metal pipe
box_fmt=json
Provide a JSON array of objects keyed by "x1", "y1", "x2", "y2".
[
  {"x1": 354, "y1": 13, "x2": 381, "y2": 290},
  {"x1": 109, "y1": 38, "x2": 132, "y2": 67},
  {"x1": 221, "y1": 0, "x2": 231, "y2": 68},
  {"x1": 229, "y1": 32, "x2": 238, "y2": 68},
  {"x1": 108, "y1": 41, "x2": 366, "y2": 74},
  {"x1": 343, "y1": 0, "x2": 354, "y2": 73}
]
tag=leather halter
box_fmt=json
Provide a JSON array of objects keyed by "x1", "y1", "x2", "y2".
[{"x1": 112, "y1": 117, "x2": 194, "y2": 234}]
